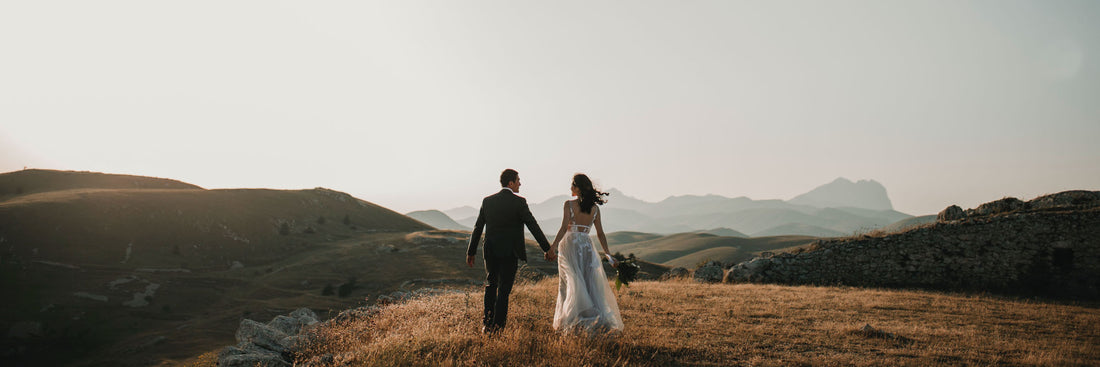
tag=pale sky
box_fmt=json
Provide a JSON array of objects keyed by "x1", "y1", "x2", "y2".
[{"x1": 1, "y1": 1, "x2": 1097, "y2": 216}]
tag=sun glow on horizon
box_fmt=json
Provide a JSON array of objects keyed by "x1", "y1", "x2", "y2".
[{"x1": 2, "y1": 1, "x2": 1098, "y2": 216}]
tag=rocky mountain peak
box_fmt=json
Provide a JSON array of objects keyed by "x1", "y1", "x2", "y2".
[{"x1": 789, "y1": 177, "x2": 893, "y2": 211}]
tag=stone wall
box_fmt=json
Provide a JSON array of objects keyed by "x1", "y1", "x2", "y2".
[{"x1": 723, "y1": 191, "x2": 1100, "y2": 299}]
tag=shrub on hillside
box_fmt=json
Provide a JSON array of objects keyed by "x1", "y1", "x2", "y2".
[
  {"x1": 322, "y1": 284, "x2": 334, "y2": 296},
  {"x1": 338, "y1": 277, "x2": 357, "y2": 297},
  {"x1": 343, "y1": 214, "x2": 351, "y2": 226},
  {"x1": 279, "y1": 223, "x2": 291, "y2": 236},
  {"x1": 696, "y1": 258, "x2": 721, "y2": 269},
  {"x1": 304, "y1": 226, "x2": 316, "y2": 234},
  {"x1": 317, "y1": 216, "x2": 326, "y2": 225}
]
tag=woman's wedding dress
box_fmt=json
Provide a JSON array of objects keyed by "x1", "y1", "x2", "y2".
[{"x1": 553, "y1": 202, "x2": 624, "y2": 334}]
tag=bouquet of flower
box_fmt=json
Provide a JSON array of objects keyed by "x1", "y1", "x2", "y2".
[{"x1": 606, "y1": 254, "x2": 641, "y2": 291}]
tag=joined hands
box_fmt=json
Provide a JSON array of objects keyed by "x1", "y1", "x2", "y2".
[{"x1": 544, "y1": 246, "x2": 558, "y2": 262}]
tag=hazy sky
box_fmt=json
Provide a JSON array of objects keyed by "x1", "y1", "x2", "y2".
[{"x1": 2, "y1": 1, "x2": 1097, "y2": 216}]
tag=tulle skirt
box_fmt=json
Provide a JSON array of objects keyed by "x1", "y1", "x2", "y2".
[{"x1": 553, "y1": 231, "x2": 624, "y2": 335}]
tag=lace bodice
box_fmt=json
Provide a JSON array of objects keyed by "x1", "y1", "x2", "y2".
[{"x1": 566, "y1": 201, "x2": 598, "y2": 234}]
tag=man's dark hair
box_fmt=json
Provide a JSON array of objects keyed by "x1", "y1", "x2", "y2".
[{"x1": 500, "y1": 169, "x2": 519, "y2": 187}]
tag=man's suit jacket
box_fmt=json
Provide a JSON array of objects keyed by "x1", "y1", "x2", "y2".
[{"x1": 467, "y1": 189, "x2": 552, "y2": 262}]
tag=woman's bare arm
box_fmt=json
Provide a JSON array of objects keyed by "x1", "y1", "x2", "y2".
[
  {"x1": 551, "y1": 201, "x2": 570, "y2": 251},
  {"x1": 594, "y1": 206, "x2": 611, "y2": 256}
]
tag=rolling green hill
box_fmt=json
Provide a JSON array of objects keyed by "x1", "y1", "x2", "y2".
[
  {"x1": 693, "y1": 227, "x2": 749, "y2": 238},
  {"x1": 0, "y1": 169, "x2": 201, "y2": 201},
  {"x1": 0, "y1": 187, "x2": 429, "y2": 268},
  {"x1": 0, "y1": 170, "x2": 432, "y2": 366},
  {"x1": 608, "y1": 233, "x2": 817, "y2": 267},
  {"x1": 751, "y1": 223, "x2": 846, "y2": 238},
  {"x1": 604, "y1": 231, "x2": 663, "y2": 245}
]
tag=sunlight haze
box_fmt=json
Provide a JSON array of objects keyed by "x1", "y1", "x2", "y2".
[{"x1": 2, "y1": 1, "x2": 1098, "y2": 216}]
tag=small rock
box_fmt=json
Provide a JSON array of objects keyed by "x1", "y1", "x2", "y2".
[
  {"x1": 665, "y1": 267, "x2": 689, "y2": 279},
  {"x1": 290, "y1": 308, "x2": 320, "y2": 326},
  {"x1": 1028, "y1": 190, "x2": 1100, "y2": 210},
  {"x1": 279, "y1": 335, "x2": 305, "y2": 350},
  {"x1": 693, "y1": 262, "x2": 724, "y2": 283},
  {"x1": 235, "y1": 319, "x2": 289, "y2": 354},
  {"x1": 937, "y1": 205, "x2": 966, "y2": 222},
  {"x1": 267, "y1": 315, "x2": 304, "y2": 335},
  {"x1": 973, "y1": 197, "x2": 1026, "y2": 216},
  {"x1": 219, "y1": 352, "x2": 290, "y2": 367},
  {"x1": 329, "y1": 305, "x2": 382, "y2": 324},
  {"x1": 73, "y1": 292, "x2": 109, "y2": 302}
]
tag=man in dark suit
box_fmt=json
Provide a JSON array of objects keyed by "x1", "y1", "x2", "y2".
[{"x1": 466, "y1": 169, "x2": 554, "y2": 333}]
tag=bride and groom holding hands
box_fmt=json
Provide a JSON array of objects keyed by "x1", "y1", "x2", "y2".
[{"x1": 466, "y1": 169, "x2": 624, "y2": 335}]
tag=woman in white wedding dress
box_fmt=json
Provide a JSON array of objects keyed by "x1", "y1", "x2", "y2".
[{"x1": 549, "y1": 174, "x2": 624, "y2": 335}]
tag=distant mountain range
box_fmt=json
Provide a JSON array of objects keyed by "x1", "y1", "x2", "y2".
[{"x1": 433, "y1": 178, "x2": 916, "y2": 238}]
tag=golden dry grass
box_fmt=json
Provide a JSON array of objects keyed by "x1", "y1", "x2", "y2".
[{"x1": 297, "y1": 279, "x2": 1100, "y2": 366}]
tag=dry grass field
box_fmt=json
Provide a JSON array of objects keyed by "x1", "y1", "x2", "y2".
[{"x1": 272, "y1": 279, "x2": 1099, "y2": 366}]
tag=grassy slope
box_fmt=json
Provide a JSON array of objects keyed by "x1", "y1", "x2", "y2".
[
  {"x1": 3, "y1": 227, "x2": 557, "y2": 366},
  {"x1": 604, "y1": 231, "x2": 664, "y2": 246},
  {"x1": 240, "y1": 279, "x2": 1100, "y2": 366},
  {"x1": 0, "y1": 169, "x2": 201, "y2": 201},
  {"x1": 1, "y1": 197, "x2": 666, "y2": 367},
  {"x1": 0, "y1": 187, "x2": 429, "y2": 268},
  {"x1": 883, "y1": 215, "x2": 937, "y2": 233},
  {"x1": 166, "y1": 231, "x2": 671, "y2": 367},
  {"x1": 0, "y1": 170, "x2": 443, "y2": 366},
  {"x1": 609, "y1": 233, "x2": 817, "y2": 267},
  {"x1": 751, "y1": 223, "x2": 846, "y2": 238},
  {"x1": 692, "y1": 227, "x2": 749, "y2": 238}
]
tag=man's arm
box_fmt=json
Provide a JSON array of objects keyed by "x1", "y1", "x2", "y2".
[
  {"x1": 520, "y1": 198, "x2": 552, "y2": 252},
  {"x1": 466, "y1": 205, "x2": 486, "y2": 266}
]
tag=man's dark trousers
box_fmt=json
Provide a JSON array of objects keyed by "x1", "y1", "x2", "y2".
[{"x1": 483, "y1": 254, "x2": 518, "y2": 330}]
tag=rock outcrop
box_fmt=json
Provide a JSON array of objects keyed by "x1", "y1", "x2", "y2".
[
  {"x1": 935, "y1": 191, "x2": 1100, "y2": 223},
  {"x1": 217, "y1": 308, "x2": 320, "y2": 367},
  {"x1": 217, "y1": 288, "x2": 465, "y2": 366},
  {"x1": 725, "y1": 191, "x2": 1100, "y2": 298},
  {"x1": 661, "y1": 267, "x2": 690, "y2": 280},
  {"x1": 937, "y1": 205, "x2": 965, "y2": 222},
  {"x1": 693, "y1": 261, "x2": 724, "y2": 283}
]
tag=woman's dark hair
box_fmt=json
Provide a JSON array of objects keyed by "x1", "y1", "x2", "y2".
[
  {"x1": 500, "y1": 169, "x2": 519, "y2": 187},
  {"x1": 572, "y1": 173, "x2": 609, "y2": 214}
]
